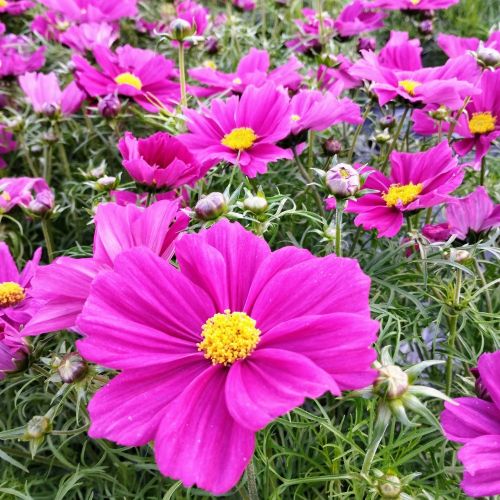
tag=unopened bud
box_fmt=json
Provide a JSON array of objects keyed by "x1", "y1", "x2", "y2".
[
  {"x1": 322, "y1": 138, "x2": 342, "y2": 156},
  {"x1": 195, "y1": 192, "x2": 227, "y2": 220},
  {"x1": 429, "y1": 105, "x2": 449, "y2": 121},
  {"x1": 169, "y1": 18, "x2": 195, "y2": 42},
  {"x1": 357, "y1": 37, "x2": 376, "y2": 53},
  {"x1": 379, "y1": 115, "x2": 396, "y2": 129},
  {"x1": 243, "y1": 194, "x2": 268, "y2": 215},
  {"x1": 28, "y1": 190, "x2": 54, "y2": 215},
  {"x1": 326, "y1": 163, "x2": 360, "y2": 198},
  {"x1": 89, "y1": 164, "x2": 106, "y2": 179},
  {"x1": 95, "y1": 176, "x2": 117, "y2": 190},
  {"x1": 448, "y1": 248, "x2": 471, "y2": 263},
  {"x1": 42, "y1": 130, "x2": 58, "y2": 144},
  {"x1": 418, "y1": 19, "x2": 433, "y2": 36},
  {"x1": 26, "y1": 416, "x2": 51, "y2": 440},
  {"x1": 378, "y1": 474, "x2": 402, "y2": 499},
  {"x1": 375, "y1": 131, "x2": 391, "y2": 144},
  {"x1": 476, "y1": 47, "x2": 500, "y2": 68},
  {"x1": 58, "y1": 352, "x2": 88, "y2": 383},
  {"x1": 41, "y1": 103, "x2": 59, "y2": 118},
  {"x1": 98, "y1": 94, "x2": 121, "y2": 118},
  {"x1": 204, "y1": 36, "x2": 219, "y2": 55},
  {"x1": 375, "y1": 365, "x2": 409, "y2": 399}
]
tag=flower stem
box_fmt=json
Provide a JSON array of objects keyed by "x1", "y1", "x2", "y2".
[
  {"x1": 335, "y1": 203, "x2": 343, "y2": 256},
  {"x1": 445, "y1": 268, "x2": 462, "y2": 395},
  {"x1": 41, "y1": 217, "x2": 55, "y2": 262},
  {"x1": 347, "y1": 104, "x2": 371, "y2": 163},
  {"x1": 380, "y1": 106, "x2": 409, "y2": 174},
  {"x1": 178, "y1": 42, "x2": 187, "y2": 108},
  {"x1": 245, "y1": 460, "x2": 259, "y2": 500},
  {"x1": 479, "y1": 156, "x2": 486, "y2": 186},
  {"x1": 53, "y1": 122, "x2": 71, "y2": 179}
]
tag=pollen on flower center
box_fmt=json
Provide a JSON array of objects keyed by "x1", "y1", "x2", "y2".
[
  {"x1": 114, "y1": 72, "x2": 143, "y2": 90},
  {"x1": 399, "y1": 79, "x2": 421, "y2": 96},
  {"x1": 468, "y1": 112, "x2": 496, "y2": 135},
  {"x1": 382, "y1": 183, "x2": 423, "y2": 207},
  {"x1": 197, "y1": 310, "x2": 261, "y2": 366},
  {"x1": 410, "y1": 0, "x2": 421, "y2": 5},
  {"x1": 0, "y1": 0, "x2": 9, "y2": 8},
  {"x1": 1, "y1": 191, "x2": 11, "y2": 201},
  {"x1": 291, "y1": 114, "x2": 301, "y2": 122},
  {"x1": 221, "y1": 127, "x2": 258, "y2": 151},
  {"x1": 232, "y1": 77, "x2": 242, "y2": 85},
  {"x1": 0, "y1": 282, "x2": 25, "y2": 308}
]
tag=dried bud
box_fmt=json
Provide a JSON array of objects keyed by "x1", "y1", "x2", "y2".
[
  {"x1": 357, "y1": 36, "x2": 376, "y2": 53},
  {"x1": 322, "y1": 138, "x2": 342, "y2": 156},
  {"x1": 375, "y1": 365, "x2": 409, "y2": 399},
  {"x1": 375, "y1": 131, "x2": 391, "y2": 144},
  {"x1": 325, "y1": 163, "x2": 360, "y2": 198},
  {"x1": 26, "y1": 416, "x2": 51, "y2": 440},
  {"x1": 58, "y1": 352, "x2": 88, "y2": 383},
  {"x1": 476, "y1": 47, "x2": 500, "y2": 68},
  {"x1": 204, "y1": 36, "x2": 219, "y2": 55},
  {"x1": 169, "y1": 18, "x2": 196, "y2": 42},
  {"x1": 195, "y1": 192, "x2": 227, "y2": 220},
  {"x1": 98, "y1": 94, "x2": 121, "y2": 118},
  {"x1": 41, "y1": 103, "x2": 59, "y2": 118},
  {"x1": 243, "y1": 194, "x2": 268, "y2": 215},
  {"x1": 378, "y1": 474, "x2": 402, "y2": 499},
  {"x1": 379, "y1": 115, "x2": 396, "y2": 129},
  {"x1": 95, "y1": 176, "x2": 117, "y2": 191},
  {"x1": 418, "y1": 19, "x2": 433, "y2": 36},
  {"x1": 28, "y1": 190, "x2": 54, "y2": 216},
  {"x1": 429, "y1": 105, "x2": 449, "y2": 121}
]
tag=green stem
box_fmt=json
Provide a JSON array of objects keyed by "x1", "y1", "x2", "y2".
[
  {"x1": 474, "y1": 260, "x2": 493, "y2": 315},
  {"x1": 178, "y1": 42, "x2": 187, "y2": 108},
  {"x1": 447, "y1": 97, "x2": 470, "y2": 142},
  {"x1": 335, "y1": 204, "x2": 343, "y2": 256},
  {"x1": 40, "y1": 217, "x2": 55, "y2": 262},
  {"x1": 406, "y1": 214, "x2": 413, "y2": 233},
  {"x1": 425, "y1": 207, "x2": 432, "y2": 225},
  {"x1": 347, "y1": 104, "x2": 371, "y2": 163},
  {"x1": 479, "y1": 156, "x2": 486, "y2": 186},
  {"x1": 380, "y1": 106, "x2": 409, "y2": 175},
  {"x1": 53, "y1": 122, "x2": 71, "y2": 179},
  {"x1": 348, "y1": 226, "x2": 362, "y2": 256},
  {"x1": 445, "y1": 268, "x2": 462, "y2": 395},
  {"x1": 307, "y1": 131, "x2": 315, "y2": 171},
  {"x1": 246, "y1": 460, "x2": 259, "y2": 500}
]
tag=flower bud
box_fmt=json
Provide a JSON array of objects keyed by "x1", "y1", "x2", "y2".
[
  {"x1": 195, "y1": 192, "x2": 227, "y2": 220},
  {"x1": 95, "y1": 176, "x2": 117, "y2": 191},
  {"x1": 28, "y1": 190, "x2": 54, "y2": 216},
  {"x1": 448, "y1": 248, "x2": 471, "y2": 263},
  {"x1": 169, "y1": 18, "x2": 196, "y2": 42},
  {"x1": 42, "y1": 130, "x2": 58, "y2": 144},
  {"x1": 377, "y1": 474, "x2": 402, "y2": 499},
  {"x1": 26, "y1": 416, "x2": 51, "y2": 440},
  {"x1": 58, "y1": 352, "x2": 88, "y2": 383},
  {"x1": 326, "y1": 163, "x2": 360, "y2": 198},
  {"x1": 357, "y1": 36, "x2": 376, "y2": 53},
  {"x1": 322, "y1": 138, "x2": 342, "y2": 156},
  {"x1": 98, "y1": 94, "x2": 121, "y2": 118},
  {"x1": 418, "y1": 19, "x2": 433, "y2": 36},
  {"x1": 375, "y1": 365, "x2": 409, "y2": 399},
  {"x1": 204, "y1": 36, "x2": 219, "y2": 55},
  {"x1": 89, "y1": 164, "x2": 106, "y2": 179},
  {"x1": 476, "y1": 47, "x2": 500, "y2": 68},
  {"x1": 243, "y1": 194, "x2": 268, "y2": 215},
  {"x1": 0, "y1": 93, "x2": 8, "y2": 109},
  {"x1": 320, "y1": 53, "x2": 339, "y2": 68},
  {"x1": 375, "y1": 131, "x2": 391, "y2": 144},
  {"x1": 429, "y1": 105, "x2": 449, "y2": 121},
  {"x1": 41, "y1": 103, "x2": 59, "y2": 118},
  {"x1": 379, "y1": 115, "x2": 396, "y2": 130}
]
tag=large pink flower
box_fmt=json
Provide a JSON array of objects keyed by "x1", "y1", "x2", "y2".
[
  {"x1": 22, "y1": 200, "x2": 188, "y2": 337},
  {"x1": 37, "y1": 0, "x2": 137, "y2": 23},
  {"x1": 437, "y1": 31, "x2": 500, "y2": 58},
  {"x1": 60, "y1": 22, "x2": 118, "y2": 53},
  {"x1": 0, "y1": 32, "x2": 45, "y2": 77},
  {"x1": 365, "y1": 0, "x2": 459, "y2": 10},
  {"x1": 441, "y1": 351, "x2": 500, "y2": 497},
  {"x1": 0, "y1": 0, "x2": 34, "y2": 15},
  {"x1": 73, "y1": 45, "x2": 180, "y2": 112},
  {"x1": 346, "y1": 142, "x2": 464, "y2": 237},
  {"x1": 0, "y1": 177, "x2": 52, "y2": 214},
  {"x1": 178, "y1": 83, "x2": 293, "y2": 177},
  {"x1": 76, "y1": 219, "x2": 379, "y2": 494}
]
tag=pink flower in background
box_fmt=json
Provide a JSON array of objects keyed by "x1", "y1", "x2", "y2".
[
  {"x1": 287, "y1": 8, "x2": 335, "y2": 54},
  {"x1": 437, "y1": 31, "x2": 500, "y2": 58},
  {"x1": 60, "y1": 22, "x2": 118, "y2": 52},
  {"x1": 346, "y1": 142, "x2": 463, "y2": 237},
  {"x1": 377, "y1": 30, "x2": 423, "y2": 71},
  {"x1": 189, "y1": 48, "x2": 302, "y2": 97},
  {"x1": 334, "y1": 0, "x2": 386, "y2": 38},
  {"x1": 76, "y1": 219, "x2": 379, "y2": 494},
  {"x1": 0, "y1": 33, "x2": 45, "y2": 77},
  {"x1": 0, "y1": 242, "x2": 42, "y2": 328},
  {"x1": 110, "y1": 190, "x2": 184, "y2": 207},
  {"x1": 73, "y1": 45, "x2": 181, "y2": 112},
  {"x1": 176, "y1": 0, "x2": 209, "y2": 36},
  {"x1": 446, "y1": 187, "x2": 500, "y2": 240},
  {"x1": 289, "y1": 90, "x2": 362, "y2": 135},
  {"x1": 422, "y1": 223, "x2": 452, "y2": 242},
  {"x1": 22, "y1": 200, "x2": 189, "y2": 337},
  {"x1": 0, "y1": 127, "x2": 16, "y2": 169},
  {"x1": 0, "y1": 177, "x2": 52, "y2": 214},
  {"x1": 365, "y1": 0, "x2": 459, "y2": 10},
  {"x1": 0, "y1": 0, "x2": 34, "y2": 15},
  {"x1": 318, "y1": 55, "x2": 363, "y2": 95},
  {"x1": 19, "y1": 72, "x2": 86, "y2": 115},
  {"x1": 232, "y1": 0, "x2": 256, "y2": 10},
  {"x1": 179, "y1": 83, "x2": 293, "y2": 177},
  {"x1": 118, "y1": 132, "x2": 210, "y2": 189},
  {"x1": 0, "y1": 320, "x2": 29, "y2": 380},
  {"x1": 441, "y1": 350, "x2": 500, "y2": 497}
]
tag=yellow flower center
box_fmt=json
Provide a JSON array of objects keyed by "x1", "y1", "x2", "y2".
[
  {"x1": 382, "y1": 183, "x2": 423, "y2": 207},
  {"x1": 0, "y1": 0, "x2": 9, "y2": 8},
  {"x1": 232, "y1": 77, "x2": 242, "y2": 85},
  {"x1": 221, "y1": 127, "x2": 257, "y2": 151},
  {"x1": 204, "y1": 60, "x2": 217, "y2": 70},
  {"x1": 399, "y1": 79, "x2": 421, "y2": 96},
  {"x1": 114, "y1": 72, "x2": 143, "y2": 90},
  {"x1": 468, "y1": 112, "x2": 496, "y2": 135},
  {"x1": 410, "y1": 0, "x2": 421, "y2": 5},
  {"x1": 0, "y1": 282, "x2": 25, "y2": 308},
  {"x1": 198, "y1": 310, "x2": 261, "y2": 366},
  {"x1": 291, "y1": 114, "x2": 301, "y2": 122},
  {"x1": 1, "y1": 191, "x2": 11, "y2": 201}
]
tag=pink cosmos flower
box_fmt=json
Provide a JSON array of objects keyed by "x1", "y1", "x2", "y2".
[
  {"x1": 189, "y1": 48, "x2": 302, "y2": 98},
  {"x1": 289, "y1": 90, "x2": 362, "y2": 136},
  {"x1": 446, "y1": 187, "x2": 500, "y2": 240},
  {"x1": 441, "y1": 350, "x2": 500, "y2": 497},
  {"x1": 0, "y1": 320, "x2": 29, "y2": 380},
  {"x1": 118, "y1": 131, "x2": 210, "y2": 189},
  {"x1": 0, "y1": 177, "x2": 52, "y2": 214},
  {"x1": 176, "y1": 0, "x2": 209, "y2": 37},
  {"x1": 318, "y1": 55, "x2": 363, "y2": 96},
  {"x1": 59, "y1": 22, "x2": 118, "y2": 53},
  {"x1": 438, "y1": 31, "x2": 500, "y2": 58},
  {"x1": 73, "y1": 45, "x2": 180, "y2": 113},
  {"x1": 0, "y1": 32, "x2": 45, "y2": 77},
  {"x1": 75, "y1": 219, "x2": 379, "y2": 494},
  {"x1": 287, "y1": 8, "x2": 335, "y2": 54},
  {"x1": 0, "y1": 126, "x2": 16, "y2": 169},
  {"x1": 22, "y1": 200, "x2": 188, "y2": 337},
  {"x1": 364, "y1": 0, "x2": 459, "y2": 10},
  {"x1": 178, "y1": 83, "x2": 293, "y2": 178},
  {"x1": 0, "y1": 0, "x2": 34, "y2": 15},
  {"x1": 110, "y1": 190, "x2": 185, "y2": 207},
  {"x1": 232, "y1": 0, "x2": 256, "y2": 11},
  {"x1": 421, "y1": 223, "x2": 452, "y2": 242},
  {"x1": 19, "y1": 72, "x2": 86, "y2": 116},
  {"x1": 376, "y1": 30, "x2": 423, "y2": 71},
  {"x1": 37, "y1": 0, "x2": 138, "y2": 23},
  {"x1": 346, "y1": 142, "x2": 464, "y2": 237},
  {"x1": 334, "y1": 0, "x2": 386, "y2": 38},
  {"x1": 0, "y1": 242, "x2": 42, "y2": 328}
]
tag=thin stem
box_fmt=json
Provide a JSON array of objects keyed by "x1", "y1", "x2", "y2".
[
  {"x1": 447, "y1": 97, "x2": 470, "y2": 142},
  {"x1": 445, "y1": 268, "x2": 462, "y2": 395},
  {"x1": 425, "y1": 207, "x2": 432, "y2": 225},
  {"x1": 19, "y1": 133, "x2": 39, "y2": 177},
  {"x1": 245, "y1": 460, "x2": 259, "y2": 500},
  {"x1": 380, "y1": 106, "x2": 409, "y2": 174},
  {"x1": 348, "y1": 226, "x2": 362, "y2": 256},
  {"x1": 53, "y1": 122, "x2": 71, "y2": 179},
  {"x1": 474, "y1": 260, "x2": 493, "y2": 315},
  {"x1": 178, "y1": 42, "x2": 187, "y2": 108},
  {"x1": 307, "y1": 131, "x2": 315, "y2": 171},
  {"x1": 347, "y1": 104, "x2": 371, "y2": 163},
  {"x1": 335, "y1": 204, "x2": 343, "y2": 256},
  {"x1": 406, "y1": 214, "x2": 413, "y2": 233},
  {"x1": 479, "y1": 156, "x2": 486, "y2": 186},
  {"x1": 40, "y1": 217, "x2": 55, "y2": 262}
]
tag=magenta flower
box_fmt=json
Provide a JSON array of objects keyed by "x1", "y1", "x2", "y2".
[
  {"x1": 0, "y1": 242, "x2": 42, "y2": 328},
  {"x1": 176, "y1": 0, "x2": 209, "y2": 37},
  {"x1": 178, "y1": 83, "x2": 293, "y2": 177},
  {"x1": 346, "y1": 142, "x2": 464, "y2": 237},
  {"x1": 318, "y1": 55, "x2": 363, "y2": 95},
  {"x1": 0, "y1": 126, "x2": 16, "y2": 169},
  {"x1": 232, "y1": 0, "x2": 256, "y2": 10},
  {"x1": 118, "y1": 132, "x2": 209, "y2": 189},
  {"x1": 0, "y1": 177, "x2": 52, "y2": 214},
  {"x1": 334, "y1": 0, "x2": 386, "y2": 38},
  {"x1": 19, "y1": 72, "x2": 85, "y2": 116},
  {"x1": 0, "y1": 32, "x2": 45, "y2": 77},
  {"x1": 75, "y1": 219, "x2": 379, "y2": 494},
  {"x1": 422, "y1": 223, "x2": 452, "y2": 242},
  {"x1": 60, "y1": 22, "x2": 118, "y2": 53},
  {"x1": 364, "y1": 0, "x2": 459, "y2": 10},
  {"x1": 73, "y1": 45, "x2": 180, "y2": 113},
  {"x1": 441, "y1": 350, "x2": 500, "y2": 497},
  {"x1": 289, "y1": 90, "x2": 362, "y2": 136},
  {"x1": 189, "y1": 48, "x2": 302, "y2": 98},
  {"x1": 446, "y1": 187, "x2": 500, "y2": 240},
  {"x1": 0, "y1": 320, "x2": 28, "y2": 380},
  {"x1": 0, "y1": 0, "x2": 34, "y2": 15},
  {"x1": 376, "y1": 30, "x2": 423, "y2": 71},
  {"x1": 287, "y1": 8, "x2": 335, "y2": 54},
  {"x1": 438, "y1": 31, "x2": 500, "y2": 57},
  {"x1": 22, "y1": 200, "x2": 188, "y2": 337},
  {"x1": 37, "y1": 0, "x2": 137, "y2": 23}
]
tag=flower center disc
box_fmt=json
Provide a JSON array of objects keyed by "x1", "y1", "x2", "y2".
[
  {"x1": 114, "y1": 72, "x2": 143, "y2": 90},
  {"x1": 410, "y1": 0, "x2": 421, "y2": 5},
  {"x1": 198, "y1": 310, "x2": 261, "y2": 365},
  {"x1": 221, "y1": 127, "x2": 258, "y2": 151},
  {"x1": 383, "y1": 183, "x2": 423, "y2": 207},
  {"x1": 398, "y1": 80, "x2": 421, "y2": 96},
  {"x1": 0, "y1": 282, "x2": 25, "y2": 308},
  {"x1": 468, "y1": 112, "x2": 496, "y2": 135},
  {"x1": 0, "y1": 0, "x2": 9, "y2": 8}
]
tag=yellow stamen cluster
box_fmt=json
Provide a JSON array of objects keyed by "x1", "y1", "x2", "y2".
[
  {"x1": 232, "y1": 77, "x2": 242, "y2": 85},
  {"x1": 0, "y1": 0, "x2": 9, "y2": 8},
  {"x1": 398, "y1": 79, "x2": 421, "y2": 96},
  {"x1": 221, "y1": 127, "x2": 258, "y2": 151},
  {"x1": 1, "y1": 191, "x2": 11, "y2": 201},
  {"x1": 204, "y1": 60, "x2": 217, "y2": 70},
  {"x1": 383, "y1": 183, "x2": 423, "y2": 207},
  {"x1": 410, "y1": 0, "x2": 421, "y2": 5},
  {"x1": 114, "y1": 72, "x2": 143, "y2": 90},
  {"x1": 468, "y1": 112, "x2": 496, "y2": 135},
  {"x1": 0, "y1": 282, "x2": 25, "y2": 308},
  {"x1": 198, "y1": 310, "x2": 261, "y2": 366},
  {"x1": 291, "y1": 114, "x2": 301, "y2": 122}
]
